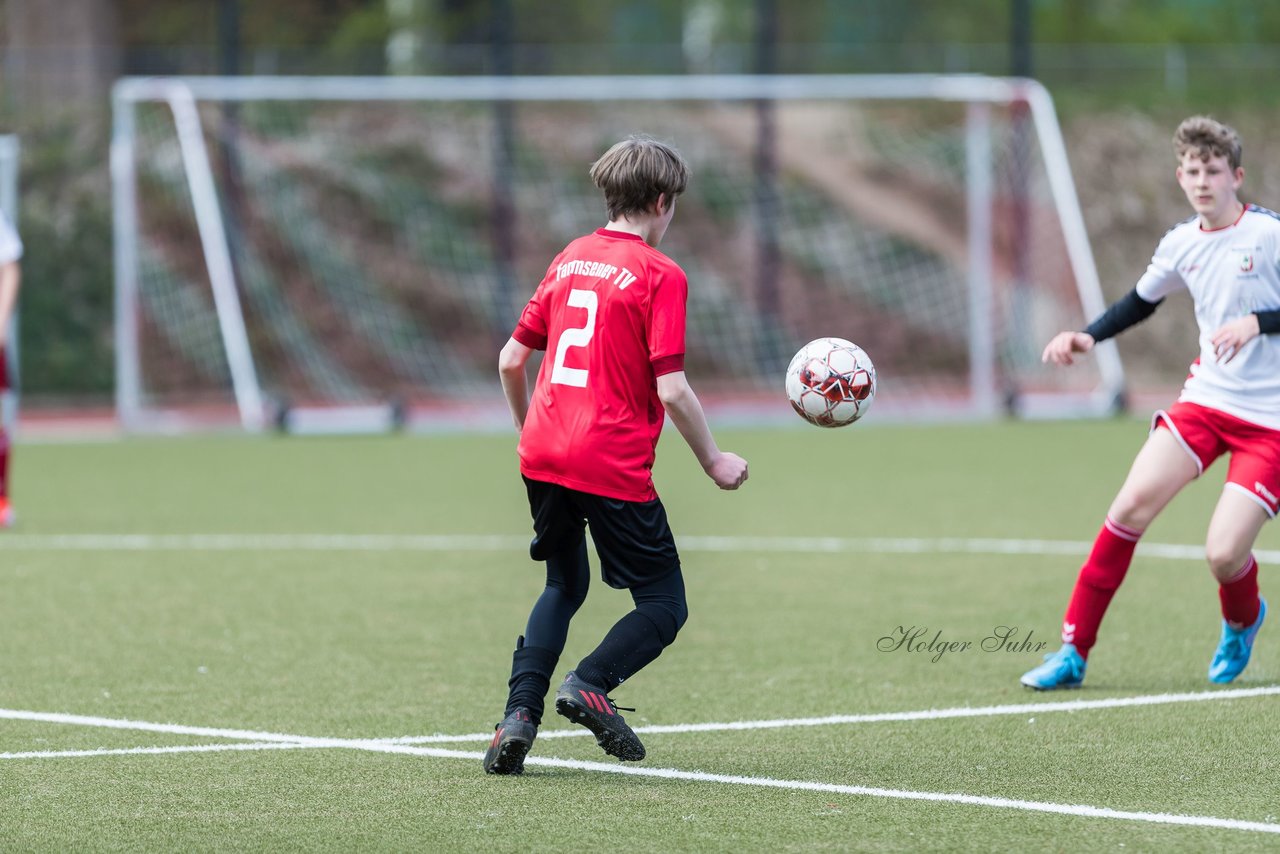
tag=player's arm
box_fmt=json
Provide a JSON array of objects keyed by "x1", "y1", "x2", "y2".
[
  {"x1": 655, "y1": 370, "x2": 748, "y2": 490},
  {"x1": 1046, "y1": 241, "x2": 1183, "y2": 366},
  {"x1": 0, "y1": 259, "x2": 19, "y2": 346},
  {"x1": 498, "y1": 336, "x2": 535, "y2": 432},
  {"x1": 1211, "y1": 309, "x2": 1280, "y2": 363},
  {"x1": 1044, "y1": 289, "x2": 1166, "y2": 366}
]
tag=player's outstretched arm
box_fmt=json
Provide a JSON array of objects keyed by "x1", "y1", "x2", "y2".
[
  {"x1": 498, "y1": 337, "x2": 534, "y2": 432},
  {"x1": 1056, "y1": 287, "x2": 1163, "y2": 366},
  {"x1": 1042, "y1": 331, "x2": 1095, "y2": 366},
  {"x1": 655, "y1": 371, "x2": 748, "y2": 490}
]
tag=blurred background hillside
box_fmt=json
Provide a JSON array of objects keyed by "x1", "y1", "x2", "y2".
[{"x1": 5, "y1": 0, "x2": 1280, "y2": 407}]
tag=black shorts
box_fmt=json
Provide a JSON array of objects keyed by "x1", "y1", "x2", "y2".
[{"x1": 523, "y1": 475, "x2": 680, "y2": 589}]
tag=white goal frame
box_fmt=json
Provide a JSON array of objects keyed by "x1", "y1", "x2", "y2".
[
  {"x1": 0, "y1": 135, "x2": 18, "y2": 435},
  {"x1": 111, "y1": 74, "x2": 1124, "y2": 433}
]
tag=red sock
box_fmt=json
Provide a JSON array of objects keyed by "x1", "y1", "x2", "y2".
[
  {"x1": 0, "y1": 427, "x2": 9, "y2": 498},
  {"x1": 1219, "y1": 555, "x2": 1260, "y2": 629},
  {"x1": 1062, "y1": 516, "x2": 1143, "y2": 658}
]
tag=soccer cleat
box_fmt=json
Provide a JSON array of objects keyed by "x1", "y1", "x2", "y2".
[
  {"x1": 554, "y1": 672, "x2": 645, "y2": 762},
  {"x1": 0, "y1": 497, "x2": 12, "y2": 529},
  {"x1": 482, "y1": 707, "x2": 537, "y2": 775},
  {"x1": 1019, "y1": 643, "x2": 1086, "y2": 690},
  {"x1": 1209, "y1": 597, "x2": 1267, "y2": 684}
]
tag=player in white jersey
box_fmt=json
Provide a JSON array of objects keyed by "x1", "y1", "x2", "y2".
[
  {"x1": 1022, "y1": 116, "x2": 1278, "y2": 690},
  {"x1": 0, "y1": 207, "x2": 20, "y2": 528}
]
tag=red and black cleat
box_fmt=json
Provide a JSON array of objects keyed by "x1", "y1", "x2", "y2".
[
  {"x1": 482, "y1": 707, "x2": 537, "y2": 775},
  {"x1": 554, "y1": 672, "x2": 645, "y2": 762}
]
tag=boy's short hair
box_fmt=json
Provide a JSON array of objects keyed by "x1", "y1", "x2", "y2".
[
  {"x1": 590, "y1": 135, "x2": 690, "y2": 221},
  {"x1": 1174, "y1": 116, "x2": 1243, "y2": 170}
]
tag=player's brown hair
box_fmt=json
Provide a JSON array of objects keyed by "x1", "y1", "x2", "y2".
[
  {"x1": 1174, "y1": 116, "x2": 1243, "y2": 170},
  {"x1": 589, "y1": 135, "x2": 690, "y2": 221}
]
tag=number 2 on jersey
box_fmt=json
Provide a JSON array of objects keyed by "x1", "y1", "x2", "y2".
[{"x1": 550, "y1": 288, "x2": 598, "y2": 388}]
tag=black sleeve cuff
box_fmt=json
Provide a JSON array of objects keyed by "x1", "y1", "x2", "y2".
[
  {"x1": 1084, "y1": 288, "x2": 1163, "y2": 343},
  {"x1": 1257, "y1": 309, "x2": 1280, "y2": 335}
]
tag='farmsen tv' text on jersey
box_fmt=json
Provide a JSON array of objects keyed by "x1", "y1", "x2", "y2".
[
  {"x1": 1136, "y1": 205, "x2": 1280, "y2": 430},
  {"x1": 512, "y1": 228, "x2": 687, "y2": 501}
]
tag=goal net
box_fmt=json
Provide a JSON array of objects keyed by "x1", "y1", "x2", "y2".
[{"x1": 111, "y1": 75, "x2": 1124, "y2": 433}]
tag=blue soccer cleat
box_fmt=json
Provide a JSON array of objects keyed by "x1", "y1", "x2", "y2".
[
  {"x1": 1209, "y1": 597, "x2": 1267, "y2": 684},
  {"x1": 1020, "y1": 643, "x2": 1086, "y2": 690}
]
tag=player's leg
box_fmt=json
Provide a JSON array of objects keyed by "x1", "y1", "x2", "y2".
[
  {"x1": 506, "y1": 537, "x2": 590, "y2": 717},
  {"x1": 522, "y1": 538, "x2": 590, "y2": 651},
  {"x1": 485, "y1": 478, "x2": 589, "y2": 775},
  {"x1": 1204, "y1": 437, "x2": 1277, "y2": 682},
  {"x1": 573, "y1": 568, "x2": 687, "y2": 693},
  {"x1": 553, "y1": 570, "x2": 685, "y2": 763},
  {"x1": 1022, "y1": 420, "x2": 1202, "y2": 689},
  {"x1": 1069, "y1": 424, "x2": 1201, "y2": 648},
  {"x1": 553, "y1": 492, "x2": 682, "y2": 762},
  {"x1": 507, "y1": 476, "x2": 591, "y2": 713}
]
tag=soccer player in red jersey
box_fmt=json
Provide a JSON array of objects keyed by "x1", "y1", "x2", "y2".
[
  {"x1": 0, "y1": 208, "x2": 22, "y2": 528},
  {"x1": 482, "y1": 136, "x2": 749, "y2": 774},
  {"x1": 1022, "y1": 117, "x2": 1279, "y2": 690}
]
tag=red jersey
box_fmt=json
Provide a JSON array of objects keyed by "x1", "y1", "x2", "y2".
[{"x1": 512, "y1": 228, "x2": 688, "y2": 501}]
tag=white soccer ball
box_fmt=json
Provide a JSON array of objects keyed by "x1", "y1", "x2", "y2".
[{"x1": 785, "y1": 337, "x2": 877, "y2": 428}]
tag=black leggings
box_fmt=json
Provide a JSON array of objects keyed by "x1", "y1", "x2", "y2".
[{"x1": 524, "y1": 540, "x2": 688, "y2": 654}]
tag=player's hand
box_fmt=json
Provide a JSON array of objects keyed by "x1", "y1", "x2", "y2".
[
  {"x1": 1211, "y1": 314, "x2": 1260, "y2": 363},
  {"x1": 706, "y1": 452, "x2": 748, "y2": 490},
  {"x1": 1041, "y1": 331, "x2": 1095, "y2": 366}
]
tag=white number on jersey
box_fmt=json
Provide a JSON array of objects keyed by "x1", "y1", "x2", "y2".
[{"x1": 550, "y1": 288, "x2": 598, "y2": 388}]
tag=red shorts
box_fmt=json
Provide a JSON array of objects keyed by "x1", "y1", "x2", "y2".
[{"x1": 1153, "y1": 401, "x2": 1280, "y2": 518}]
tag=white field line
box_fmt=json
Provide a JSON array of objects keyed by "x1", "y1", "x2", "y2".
[
  {"x1": 385, "y1": 684, "x2": 1280, "y2": 744},
  {"x1": 0, "y1": 534, "x2": 530, "y2": 552},
  {"x1": 516, "y1": 754, "x2": 1280, "y2": 835},
  {"x1": 0, "y1": 709, "x2": 472, "y2": 758},
  {"x1": 0, "y1": 742, "x2": 307, "y2": 760},
  {"x1": 0, "y1": 532, "x2": 1274, "y2": 563},
  {"x1": 0, "y1": 708, "x2": 405, "y2": 745},
  {"x1": 9, "y1": 686, "x2": 1278, "y2": 758},
  {"x1": 0, "y1": 708, "x2": 1277, "y2": 835},
  {"x1": 6, "y1": 687, "x2": 1275, "y2": 753}
]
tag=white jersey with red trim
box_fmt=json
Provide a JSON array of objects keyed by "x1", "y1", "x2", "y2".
[{"x1": 1134, "y1": 204, "x2": 1280, "y2": 430}]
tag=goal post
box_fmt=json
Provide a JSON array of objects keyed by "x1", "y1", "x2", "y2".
[
  {"x1": 113, "y1": 83, "x2": 266, "y2": 432},
  {"x1": 111, "y1": 74, "x2": 1124, "y2": 433},
  {"x1": 0, "y1": 135, "x2": 18, "y2": 434}
]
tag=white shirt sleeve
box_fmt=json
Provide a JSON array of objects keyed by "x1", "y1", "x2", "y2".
[
  {"x1": 0, "y1": 210, "x2": 22, "y2": 265},
  {"x1": 1134, "y1": 232, "x2": 1185, "y2": 302}
]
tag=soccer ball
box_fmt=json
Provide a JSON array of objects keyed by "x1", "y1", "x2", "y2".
[{"x1": 785, "y1": 337, "x2": 877, "y2": 428}]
